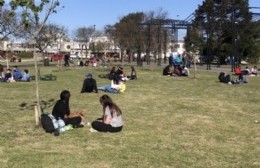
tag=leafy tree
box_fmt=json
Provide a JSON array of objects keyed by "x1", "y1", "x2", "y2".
[
  {"x1": 246, "y1": 21, "x2": 260, "y2": 64},
  {"x1": 107, "y1": 9, "x2": 169, "y2": 66},
  {"x1": 188, "y1": 0, "x2": 253, "y2": 70},
  {"x1": 113, "y1": 12, "x2": 145, "y2": 64}
]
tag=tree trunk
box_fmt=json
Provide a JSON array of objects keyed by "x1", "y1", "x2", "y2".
[
  {"x1": 193, "y1": 54, "x2": 197, "y2": 79},
  {"x1": 34, "y1": 47, "x2": 41, "y2": 126}
]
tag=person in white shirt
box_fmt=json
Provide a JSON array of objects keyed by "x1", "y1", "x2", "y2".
[{"x1": 251, "y1": 66, "x2": 258, "y2": 76}]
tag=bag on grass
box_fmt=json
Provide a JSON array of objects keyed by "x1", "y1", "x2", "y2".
[{"x1": 41, "y1": 113, "x2": 58, "y2": 133}]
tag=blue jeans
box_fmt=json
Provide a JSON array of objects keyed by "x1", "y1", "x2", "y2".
[{"x1": 98, "y1": 85, "x2": 118, "y2": 93}]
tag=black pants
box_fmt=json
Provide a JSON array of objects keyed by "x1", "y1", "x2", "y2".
[
  {"x1": 64, "y1": 60, "x2": 69, "y2": 66},
  {"x1": 223, "y1": 75, "x2": 231, "y2": 83},
  {"x1": 91, "y1": 121, "x2": 123, "y2": 133},
  {"x1": 64, "y1": 117, "x2": 81, "y2": 127}
]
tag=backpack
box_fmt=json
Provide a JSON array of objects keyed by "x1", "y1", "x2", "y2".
[{"x1": 41, "y1": 113, "x2": 58, "y2": 133}]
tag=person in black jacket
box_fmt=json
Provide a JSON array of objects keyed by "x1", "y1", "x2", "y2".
[
  {"x1": 163, "y1": 65, "x2": 172, "y2": 76},
  {"x1": 64, "y1": 54, "x2": 70, "y2": 67},
  {"x1": 52, "y1": 90, "x2": 83, "y2": 127},
  {"x1": 81, "y1": 73, "x2": 98, "y2": 93},
  {"x1": 218, "y1": 72, "x2": 231, "y2": 83}
]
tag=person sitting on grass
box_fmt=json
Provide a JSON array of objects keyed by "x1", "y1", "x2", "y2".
[
  {"x1": 218, "y1": 72, "x2": 242, "y2": 85},
  {"x1": 126, "y1": 66, "x2": 137, "y2": 80},
  {"x1": 180, "y1": 66, "x2": 190, "y2": 77},
  {"x1": 98, "y1": 66, "x2": 116, "y2": 79},
  {"x1": 52, "y1": 90, "x2": 84, "y2": 128},
  {"x1": 172, "y1": 65, "x2": 181, "y2": 76},
  {"x1": 251, "y1": 66, "x2": 258, "y2": 76},
  {"x1": 21, "y1": 69, "x2": 30, "y2": 82},
  {"x1": 4, "y1": 68, "x2": 15, "y2": 82},
  {"x1": 90, "y1": 94, "x2": 123, "y2": 133},
  {"x1": 80, "y1": 73, "x2": 98, "y2": 93},
  {"x1": 98, "y1": 75, "x2": 126, "y2": 94},
  {"x1": 218, "y1": 72, "x2": 232, "y2": 84},
  {"x1": 12, "y1": 66, "x2": 23, "y2": 81},
  {"x1": 163, "y1": 64, "x2": 172, "y2": 76}
]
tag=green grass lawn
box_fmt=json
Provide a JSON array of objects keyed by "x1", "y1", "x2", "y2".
[{"x1": 0, "y1": 63, "x2": 259, "y2": 168}]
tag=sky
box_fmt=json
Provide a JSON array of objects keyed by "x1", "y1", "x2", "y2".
[{"x1": 48, "y1": 0, "x2": 260, "y2": 37}]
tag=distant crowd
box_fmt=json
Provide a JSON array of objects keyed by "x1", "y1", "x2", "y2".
[
  {"x1": 0, "y1": 64, "x2": 30, "y2": 82},
  {"x1": 163, "y1": 53, "x2": 191, "y2": 77},
  {"x1": 218, "y1": 65, "x2": 259, "y2": 85}
]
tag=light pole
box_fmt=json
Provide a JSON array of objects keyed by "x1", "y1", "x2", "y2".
[{"x1": 92, "y1": 25, "x2": 96, "y2": 55}]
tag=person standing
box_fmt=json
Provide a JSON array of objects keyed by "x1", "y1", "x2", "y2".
[
  {"x1": 91, "y1": 94, "x2": 123, "y2": 132},
  {"x1": 64, "y1": 54, "x2": 70, "y2": 67},
  {"x1": 81, "y1": 73, "x2": 98, "y2": 93}
]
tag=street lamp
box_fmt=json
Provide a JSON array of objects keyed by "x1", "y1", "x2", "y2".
[{"x1": 92, "y1": 25, "x2": 96, "y2": 55}]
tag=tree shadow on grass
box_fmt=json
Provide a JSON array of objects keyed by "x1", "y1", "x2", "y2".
[{"x1": 19, "y1": 99, "x2": 56, "y2": 112}]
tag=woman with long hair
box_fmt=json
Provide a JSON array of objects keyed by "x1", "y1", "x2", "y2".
[
  {"x1": 91, "y1": 94, "x2": 123, "y2": 132},
  {"x1": 52, "y1": 90, "x2": 83, "y2": 128}
]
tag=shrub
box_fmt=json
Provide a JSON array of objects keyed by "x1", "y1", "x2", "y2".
[{"x1": 17, "y1": 51, "x2": 34, "y2": 58}]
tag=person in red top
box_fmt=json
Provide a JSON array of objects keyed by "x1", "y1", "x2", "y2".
[
  {"x1": 235, "y1": 65, "x2": 243, "y2": 80},
  {"x1": 235, "y1": 65, "x2": 241, "y2": 75}
]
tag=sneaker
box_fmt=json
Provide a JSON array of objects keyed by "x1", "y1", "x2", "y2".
[
  {"x1": 80, "y1": 121, "x2": 86, "y2": 126},
  {"x1": 90, "y1": 128, "x2": 98, "y2": 133}
]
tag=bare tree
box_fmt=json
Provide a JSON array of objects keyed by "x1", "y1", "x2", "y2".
[
  {"x1": 73, "y1": 26, "x2": 95, "y2": 57},
  {"x1": 0, "y1": 8, "x2": 21, "y2": 40},
  {"x1": 7, "y1": 0, "x2": 61, "y2": 126},
  {"x1": 0, "y1": 8, "x2": 22, "y2": 68}
]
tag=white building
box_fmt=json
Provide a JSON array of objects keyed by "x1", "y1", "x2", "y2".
[{"x1": 0, "y1": 36, "x2": 185, "y2": 59}]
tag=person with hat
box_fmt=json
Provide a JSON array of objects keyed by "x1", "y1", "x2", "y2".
[{"x1": 80, "y1": 73, "x2": 98, "y2": 93}]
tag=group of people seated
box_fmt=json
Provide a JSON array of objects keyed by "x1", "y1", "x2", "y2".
[
  {"x1": 81, "y1": 66, "x2": 137, "y2": 94},
  {"x1": 52, "y1": 90, "x2": 123, "y2": 133},
  {"x1": 163, "y1": 64, "x2": 190, "y2": 77},
  {"x1": 53, "y1": 66, "x2": 135, "y2": 134},
  {"x1": 235, "y1": 65, "x2": 259, "y2": 77},
  {"x1": 218, "y1": 65, "x2": 257, "y2": 85},
  {"x1": 0, "y1": 65, "x2": 30, "y2": 82},
  {"x1": 99, "y1": 66, "x2": 137, "y2": 81},
  {"x1": 218, "y1": 72, "x2": 243, "y2": 85},
  {"x1": 78, "y1": 55, "x2": 99, "y2": 67}
]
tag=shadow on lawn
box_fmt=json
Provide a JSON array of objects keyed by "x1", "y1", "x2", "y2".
[{"x1": 19, "y1": 99, "x2": 56, "y2": 111}]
